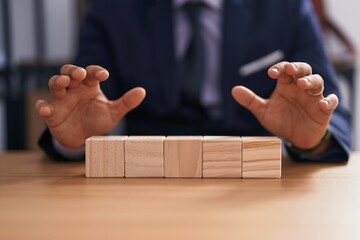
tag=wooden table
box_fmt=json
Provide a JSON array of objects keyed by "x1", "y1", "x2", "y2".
[{"x1": 0, "y1": 151, "x2": 359, "y2": 240}]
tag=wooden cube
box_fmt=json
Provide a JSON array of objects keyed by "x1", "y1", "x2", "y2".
[
  {"x1": 85, "y1": 136, "x2": 127, "y2": 177},
  {"x1": 124, "y1": 136, "x2": 165, "y2": 177},
  {"x1": 203, "y1": 136, "x2": 242, "y2": 178},
  {"x1": 242, "y1": 137, "x2": 282, "y2": 178},
  {"x1": 164, "y1": 136, "x2": 203, "y2": 178}
]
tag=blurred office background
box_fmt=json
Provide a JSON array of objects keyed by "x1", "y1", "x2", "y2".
[
  {"x1": 0, "y1": 0, "x2": 88, "y2": 151},
  {"x1": 0, "y1": 0, "x2": 359, "y2": 151}
]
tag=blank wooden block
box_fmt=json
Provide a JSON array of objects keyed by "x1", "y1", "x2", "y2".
[
  {"x1": 85, "y1": 136, "x2": 127, "y2": 177},
  {"x1": 125, "y1": 136, "x2": 165, "y2": 177},
  {"x1": 203, "y1": 136, "x2": 242, "y2": 178},
  {"x1": 242, "y1": 137, "x2": 282, "y2": 178},
  {"x1": 164, "y1": 136, "x2": 203, "y2": 178}
]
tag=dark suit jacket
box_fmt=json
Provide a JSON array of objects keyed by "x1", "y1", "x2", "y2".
[{"x1": 39, "y1": 0, "x2": 351, "y2": 162}]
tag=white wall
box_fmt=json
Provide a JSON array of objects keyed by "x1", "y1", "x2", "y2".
[
  {"x1": 0, "y1": 0, "x2": 76, "y2": 151},
  {"x1": 328, "y1": 0, "x2": 360, "y2": 150},
  {"x1": 9, "y1": 0, "x2": 76, "y2": 64},
  {"x1": 10, "y1": 0, "x2": 36, "y2": 64},
  {"x1": 43, "y1": 0, "x2": 77, "y2": 62}
]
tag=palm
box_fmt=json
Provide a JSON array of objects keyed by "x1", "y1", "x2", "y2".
[
  {"x1": 36, "y1": 65, "x2": 146, "y2": 149},
  {"x1": 257, "y1": 83, "x2": 329, "y2": 146},
  {"x1": 46, "y1": 86, "x2": 119, "y2": 148},
  {"x1": 232, "y1": 62, "x2": 337, "y2": 149}
]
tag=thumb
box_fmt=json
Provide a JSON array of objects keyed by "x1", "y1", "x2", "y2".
[
  {"x1": 231, "y1": 86, "x2": 266, "y2": 117},
  {"x1": 111, "y1": 87, "x2": 146, "y2": 119}
]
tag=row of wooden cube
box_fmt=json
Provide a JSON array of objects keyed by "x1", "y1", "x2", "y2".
[{"x1": 85, "y1": 136, "x2": 282, "y2": 178}]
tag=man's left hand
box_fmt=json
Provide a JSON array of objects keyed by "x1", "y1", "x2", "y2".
[{"x1": 232, "y1": 61, "x2": 337, "y2": 151}]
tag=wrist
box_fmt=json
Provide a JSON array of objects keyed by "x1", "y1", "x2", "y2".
[{"x1": 285, "y1": 129, "x2": 332, "y2": 156}]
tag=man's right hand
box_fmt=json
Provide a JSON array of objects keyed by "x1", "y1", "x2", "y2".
[{"x1": 35, "y1": 64, "x2": 146, "y2": 149}]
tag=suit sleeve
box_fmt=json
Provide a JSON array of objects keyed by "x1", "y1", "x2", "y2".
[
  {"x1": 285, "y1": 0, "x2": 351, "y2": 162},
  {"x1": 38, "y1": 129, "x2": 85, "y2": 162}
]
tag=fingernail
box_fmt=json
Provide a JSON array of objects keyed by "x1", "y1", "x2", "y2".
[
  {"x1": 303, "y1": 76, "x2": 311, "y2": 84},
  {"x1": 96, "y1": 70, "x2": 108, "y2": 77},
  {"x1": 40, "y1": 107, "x2": 48, "y2": 115},
  {"x1": 270, "y1": 67, "x2": 279, "y2": 74},
  {"x1": 321, "y1": 98, "x2": 331, "y2": 106}
]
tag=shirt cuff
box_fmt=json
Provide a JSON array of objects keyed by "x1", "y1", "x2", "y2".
[
  {"x1": 52, "y1": 138, "x2": 85, "y2": 160},
  {"x1": 285, "y1": 135, "x2": 348, "y2": 163}
]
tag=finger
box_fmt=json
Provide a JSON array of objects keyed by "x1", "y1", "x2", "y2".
[
  {"x1": 231, "y1": 86, "x2": 266, "y2": 117},
  {"x1": 35, "y1": 99, "x2": 54, "y2": 118},
  {"x1": 60, "y1": 64, "x2": 87, "y2": 89},
  {"x1": 297, "y1": 74, "x2": 324, "y2": 96},
  {"x1": 268, "y1": 61, "x2": 287, "y2": 78},
  {"x1": 268, "y1": 61, "x2": 293, "y2": 84},
  {"x1": 111, "y1": 87, "x2": 146, "y2": 119},
  {"x1": 83, "y1": 65, "x2": 109, "y2": 87},
  {"x1": 60, "y1": 64, "x2": 87, "y2": 81},
  {"x1": 48, "y1": 75, "x2": 71, "y2": 99},
  {"x1": 319, "y1": 94, "x2": 338, "y2": 114},
  {"x1": 284, "y1": 62, "x2": 312, "y2": 78}
]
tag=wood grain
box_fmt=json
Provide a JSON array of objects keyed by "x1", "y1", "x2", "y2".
[
  {"x1": 0, "y1": 151, "x2": 358, "y2": 240},
  {"x1": 85, "y1": 136, "x2": 127, "y2": 177},
  {"x1": 203, "y1": 136, "x2": 242, "y2": 178},
  {"x1": 125, "y1": 136, "x2": 165, "y2": 177},
  {"x1": 164, "y1": 136, "x2": 203, "y2": 178},
  {"x1": 242, "y1": 136, "x2": 281, "y2": 178}
]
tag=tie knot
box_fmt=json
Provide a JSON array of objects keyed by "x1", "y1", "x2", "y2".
[{"x1": 183, "y1": 2, "x2": 203, "y2": 23}]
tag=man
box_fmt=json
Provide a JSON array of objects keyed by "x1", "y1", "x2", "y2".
[{"x1": 36, "y1": 0, "x2": 351, "y2": 162}]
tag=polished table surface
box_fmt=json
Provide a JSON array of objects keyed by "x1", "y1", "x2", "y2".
[{"x1": 0, "y1": 151, "x2": 359, "y2": 240}]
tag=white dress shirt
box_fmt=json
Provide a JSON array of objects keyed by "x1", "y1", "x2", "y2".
[{"x1": 173, "y1": 0, "x2": 224, "y2": 118}]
